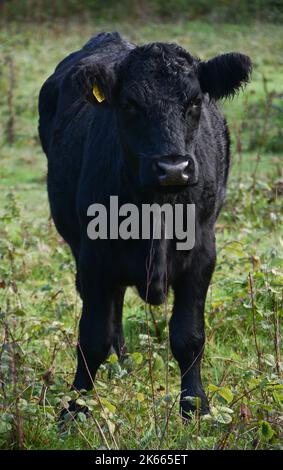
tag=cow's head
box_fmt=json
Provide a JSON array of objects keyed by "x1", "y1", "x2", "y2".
[{"x1": 75, "y1": 42, "x2": 251, "y2": 192}]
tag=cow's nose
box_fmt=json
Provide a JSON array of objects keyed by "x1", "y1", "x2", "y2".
[{"x1": 156, "y1": 160, "x2": 189, "y2": 186}]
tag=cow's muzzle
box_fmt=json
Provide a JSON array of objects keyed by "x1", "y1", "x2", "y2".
[{"x1": 154, "y1": 154, "x2": 198, "y2": 187}]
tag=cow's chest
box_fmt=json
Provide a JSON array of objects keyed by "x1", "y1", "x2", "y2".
[{"x1": 116, "y1": 238, "x2": 191, "y2": 305}]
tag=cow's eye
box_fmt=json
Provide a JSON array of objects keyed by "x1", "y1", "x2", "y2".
[
  {"x1": 184, "y1": 97, "x2": 202, "y2": 119},
  {"x1": 190, "y1": 97, "x2": 202, "y2": 109}
]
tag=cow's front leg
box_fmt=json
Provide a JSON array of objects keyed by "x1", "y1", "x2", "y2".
[
  {"x1": 60, "y1": 268, "x2": 115, "y2": 420},
  {"x1": 170, "y1": 240, "x2": 216, "y2": 419},
  {"x1": 61, "y1": 244, "x2": 114, "y2": 421},
  {"x1": 112, "y1": 287, "x2": 126, "y2": 361},
  {"x1": 58, "y1": 240, "x2": 113, "y2": 399},
  {"x1": 73, "y1": 274, "x2": 115, "y2": 392}
]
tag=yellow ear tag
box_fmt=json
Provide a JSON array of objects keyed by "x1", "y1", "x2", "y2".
[{"x1": 93, "y1": 84, "x2": 105, "y2": 103}]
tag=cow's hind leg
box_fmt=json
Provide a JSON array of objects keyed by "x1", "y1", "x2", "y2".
[{"x1": 170, "y1": 236, "x2": 216, "y2": 420}]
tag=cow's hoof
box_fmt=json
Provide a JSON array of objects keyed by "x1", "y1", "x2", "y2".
[
  {"x1": 58, "y1": 399, "x2": 90, "y2": 426},
  {"x1": 180, "y1": 394, "x2": 210, "y2": 421}
]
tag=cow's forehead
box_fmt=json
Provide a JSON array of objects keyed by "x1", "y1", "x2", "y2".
[
  {"x1": 119, "y1": 78, "x2": 200, "y2": 105},
  {"x1": 118, "y1": 45, "x2": 199, "y2": 101},
  {"x1": 119, "y1": 43, "x2": 196, "y2": 79},
  {"x1": 119, "y1": 59, "x2": 199, "y2": 103}
]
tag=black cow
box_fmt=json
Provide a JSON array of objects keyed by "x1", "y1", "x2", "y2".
[{"x1": 39, "y1": 32, "x2": 251, "y2": 418}]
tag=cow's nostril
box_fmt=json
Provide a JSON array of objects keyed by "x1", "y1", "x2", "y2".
[
  {"x1": 156, "y1": 161, "x2": 189, "y2": 186},
  {"x1": 154, "y1": 161, "x2": 166, "y2": 177}
]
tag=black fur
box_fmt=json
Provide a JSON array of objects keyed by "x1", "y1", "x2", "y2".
[
  {"x1": 198, "y1": 52, "x2": 252, "y2": 100},
  {"x1": 38, "y1": 32, "x2": 251, "y2": 418}
]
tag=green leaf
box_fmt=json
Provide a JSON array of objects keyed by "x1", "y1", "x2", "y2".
[
  {"x1": 218, "y1": 387, "x2": 234, "y2": 404},
  {"x1": 207, "y1": 384, "x2": 219, "y2": 392},
  {"x1": 136, "y1": 392, "x2": 144, "y2": 403},
  {"x1": 183, "y1": 396, "x2": 202, "y2": 409},
  {"x1": 211, "y1": 406, "x2": 233, "y2": 424},
  {"x1": 0, "y1": 421, "x2": 12, "y2": 434},
  {"x1": 260, "y1": 421, "x2": 275, "y2": 441},
  {"x1": 87, "y1": 399, "x2": 97, "y2": 407},
  {"x1": 77, "y1": 412, "x2": 87, "y2": 423},
  {"x1": 11, "y1": 308, "x2": 26, "y2": 317},
  {"x1": 108, "y1": 353, "x2": 118, "y2": 364},
  {"x1": 131, "y1": 352, "x2": 143, "y2": 365},
  {"x1": 76, "y1": 398, "x2": 86, "y2": 407},
  {"x1": 152, "y1": 353, "x2": 164, "y2": 372},
  {"x1": 101, "y1": 398, "x2": 116, "y2": 414},
  {"x1": 107, "y1": 419, "x2": 115, "y2": 435}
]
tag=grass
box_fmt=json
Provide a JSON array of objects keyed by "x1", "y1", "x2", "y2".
[{"x1": 0, "y1": 17, "x2": 282, "y2": 450}]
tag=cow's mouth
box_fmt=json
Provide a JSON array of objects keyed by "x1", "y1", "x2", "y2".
[{"x1": 156, "y1": 184, "x2": 190, "y2": 194}]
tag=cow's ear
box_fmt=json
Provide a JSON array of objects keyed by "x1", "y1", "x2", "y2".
[
  {"x1": 73, "y1": 58, "x2": 116, "y2": 104},
  {"x1": 198, "y1": 53, "x2": 252, "y2": 100}
]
